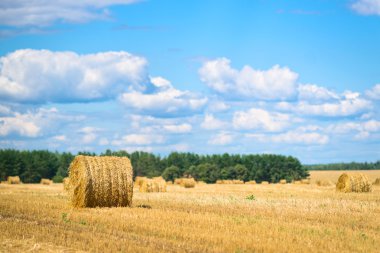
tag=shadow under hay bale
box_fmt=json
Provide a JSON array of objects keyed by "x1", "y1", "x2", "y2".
[
  {"x1": 336, "y1": 173, "x2": 372, "y2": 193},
  {"x1": 7, "y1": 176, "x2": 21, "y2": 184},
  {"x1": 40, "y1": 178, "x2": 52, "y2": 185},
  {"x1": 68, "y1": 155, "x2": 133, "y2": 208}
]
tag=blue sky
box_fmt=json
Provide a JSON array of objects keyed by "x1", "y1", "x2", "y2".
[{"x1": 0, "y1": 0, "x2": 380, "y2": 164}]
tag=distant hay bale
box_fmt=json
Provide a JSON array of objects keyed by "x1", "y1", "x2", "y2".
[
  {"x1": 197, "y1": 181, "x2": 207, "y2": 185},
  {"x1": 139, "y1": 178, "x2": 167, "y2": 193},
  {"x1": 316, "y1": 179, "x2": 333, "y2": 187},
  {"x1": 68, "y1": 155, "x2": 133, "y2": 208},
  {"x1": 152, "y1": 176, "x2": 164, "y2": 181},
  {"x1": 261, "y1": 181, "x2": 269, "y2": 185},
  {"x1": 40, "y1": 178, "x2": 52, "y2": 185},
  {"x1": 181, "y1": 178, "x2": 196, "y2": 188},
  {"x1": 279, "y1": 179, "x2": 287, "y2": 184},
  {"x1": 216, "y1": 180, "x2": 223, "y2": 184},
  {"x1": 7, "y1": 176, "x2": 21, "y2": 184},
  {"x1": 63, "y1": 177, "x2": 70, "y2": 191},
  {"x1": 373, "y1": 178, "x2": 380, "y2": 185},
  {"x1": 293, "y1": 180, "x2": 302, "y2": 185},
  {"x1": 245, "y1": 180, "x2": 256, "y2": 185},
  {"x1": 166, "y1": 180, "x2": 173, "y2": 185},
  {"x1": 135, "y1": 176, "x2": 147, "y2": 187},
  {"x1": 232, "y1": 180, "x2": 244, "y2": 184},
  {"x1": 174, "y1": 178, "x2": 183, "y2": 185},
  {"x1": 301, "y1": 179, "x2": 310, "y2": 185},
  {"x1": 336, "y1": 173, "x2": 372, "y2": 193}
]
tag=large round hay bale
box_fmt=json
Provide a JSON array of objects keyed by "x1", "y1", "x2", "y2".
[
  {"x1": 279, "y1": 179, "x2": 287, "y2": 184},
  {"x1": 181, "y1": 178, "x2": 196, "y2": 188},
  {"x1": 7, "y1": 176, "x2": 21, "y2": 184},
  {"x1": 140, "y1": 179, "x2": 154, "y2": 192},
  {"x1": 336, "y1": 173, "x2": 372, "y2": 193},
  {"x1": 40, "y1": 178, "x2": 52, "y2": 185},
  {"x1": 68, "y1": 155, "x2": 133, "y2": 208},
  {"x1": 373, "y1": 178, "x2": 380, "y2": 185}
]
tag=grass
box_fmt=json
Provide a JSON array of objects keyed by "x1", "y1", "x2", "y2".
[{"x1": 0, "y1": 173, "x2": 379, "y2": 252}]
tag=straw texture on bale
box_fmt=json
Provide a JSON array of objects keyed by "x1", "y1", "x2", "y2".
[
  {"x1": 181, "y1": 178, "x2": 196, "y2": 188},
  {"x1": 7, "y1": 176, "x2": 21, "y2": 184},
  {"x1": 40, "y1": 178, "x2": 52, "y2": 185},
  {"x1": 373, "y1": 178, "x2": 380, "y2": 185},
  {"x1": 279, "y1": 179, "x2": 287, "y2": 184},
  {"x1": 63, "y1": 177, "x2": 70, "y2": 191},
  {"x1": 336, "y1": 173, "x2": 372, "y2": 193},
  {"x1": 261, "y1": 181, "x2": 269, "y2": 185},
  {"x1": 316, "y1": 179, "x2": 333, "y2": 187},
  {"x1": 68, "y1": 155, "x2": 133, "y2": 208},
  {"x1": 245, "y1": 180, "x2": 256, "y2": 185}
]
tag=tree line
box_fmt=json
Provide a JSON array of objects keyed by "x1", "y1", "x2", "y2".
[{"x1": 0, "y1": 149, "x2": 309, "y2": 183}]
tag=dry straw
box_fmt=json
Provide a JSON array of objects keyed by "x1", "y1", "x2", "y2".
[
  {"x1": 7, "y1": 176, "x2": 21, "y2": 184},
  {"x1": 293, "y1": 180, "x2": 302, "y2": 185},
  {"x1": 301, "y1": 179, "x2": 310, "y2": 185},
  {"x1": 40, "y1": 178, "x2": 52, "y2": 185},
  {"x1": 279, "y1": 179, "x2": 287, "y2": 184},
  {"x1": 336, "y1": 173, "x2": 372, "y2": 193},
  {"x1": 373, "y1": 178, "x2": 380, "y2": 185},
  {"x1": 135, "y1": 176, "x2": 147, "y2": 188},
  {"x1": 316, "y1": 179, "x2": 333, "y2": 187},
  {"x1": 63, "y1": 177, "x2": 70, "y2": 191},
  {"x1": 181, "y1": 178, "x2": 196, "y2": 188},
  {"x1": 174, "y1": 178, "x2": 183, "y2": 185},
  {"x1": 68, "y1": 155, "x2": 133, "y2": 208},
  {"x1": 232, "y1": 180, "x2": 244, "y2": 184},
  {"x1": 261, "y1": 181, "x2": 269, "y2": 185},
  {"x1": 139, "y1": 177, "x2": 167, "y2": 193},
  {"x1": 245, "y1": 180, "x2": 256, "y2": 185}
]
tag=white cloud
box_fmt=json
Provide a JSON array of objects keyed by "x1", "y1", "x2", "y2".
[
  {"x1": 208, "y1": 100, "x2": 230, "y2": 112},
  {"x1": 365, "y1": 84, "x2": 380, "y2": 100},
  {"x1": 0, "y1": 104, "x2": 12, "y2": 115},
  {"x1": 327, "y1": 120, "x2": 380, "y2": 134},
  {"x1": 78, "y1": 127, "x2": 99, "y2": 144},
  {"x1": 277, "y1": 91, "x2": 371, "y2": 117},
  {"x1": 0, "y1": 0, "x2": 139, "y2": 27},
  {"x1": 0, "y1": 49, "x2": 148, "y2": 103},
  {"x1": 208, "y1": 132, "x2": 234, "y2": 145},
  {"x1": 298, "y1": 84, "x2": 339, "y2": 101},
  {"x1": 53, "y1": 135, "x2": 66, "y2": 141},
  {"x1": 115, "y1": 134, "x2": 165, "y2": 145},
  {"x1": 351, "y1": 0, "x2": 380, "y2": 15},
  {"x1": 120, "y1": 77, "x2": 207, "y2": 116},
  {"x1": 163, "y1": 123, "x2": 192, "y2": 133},
  {"x1": 233, "y1": 108, "x2": 290, "y2": 132},
  {"x1": 199, "y1": 58, "x2": 298, "y2": 100},
  {"x1": 201, "y1": 113, "x2": 227, "y2": 130}
]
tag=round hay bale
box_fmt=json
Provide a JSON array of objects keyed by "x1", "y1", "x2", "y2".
[
  {"x1": 174, "y1": 178, "x2": 183, "y2": 185},
  {"x1": 135, "y1": 176, "x2": 147, "y2": 188},
  {"x1": 373, "y1": 178, "x2": 380, "y2": 185},
  {"x1": 63, "y1": 177, "x2": 70, "y2": 191},
  {"x1": 68, "y1": 155, "x2": 133, "y2": 208},
  {"x1": 181, "y1": 178, "x2": 196, "y2": 188},
  {"x1": 7, "y1": 176, "x2": 21, "y2": 184},
  {"x1": 232, "y1": 180, "x2": 244, "y2": 184},
  {"x1": 140, "y1": 179, "x2": 154, "y2": 192},
  {"x1": 40, "y1": 178, "x2": 52, "y2": 185},
  {"x1": 336, "y1": 173, "x2": 372, "y2": 193},
  {"x1": 216, "y1": 180, "x2": 223, "y2": 184},
  {"x1": 197, "y1": 181, "x2": 207, "y2": 185},
  {"x1": 245, "y1": 180, "x2": 256, "y2": 185},
  {"x1": 279, "y1": 179, "x2": 287, "y2": 184},
  {"x1": 166, "y1": 180, "x2": 173, "y2": 185},
  {"x1": 293, "y1": 180, "x2": 302, "y2": 185},
  {"x1": 261, "y1": 181, "x2": 269, "y2": 185},
  {"x1": 316, "y1": 179, "x2": 333, "y2": 187}
]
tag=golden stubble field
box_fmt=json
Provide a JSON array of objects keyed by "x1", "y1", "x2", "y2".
[{"x1": 1, "y1": 171, "x2": 380, "y2": 253}]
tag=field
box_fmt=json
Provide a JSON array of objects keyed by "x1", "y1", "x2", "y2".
[{"x1": 1, "y1": 172, "x2": 380, "y2": 253}]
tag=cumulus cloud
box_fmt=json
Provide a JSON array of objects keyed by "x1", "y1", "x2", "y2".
[
  {"x1": 114, "y1": 134, "x2": 165, "y2": 146},
  {"x1": 298, "y1": 84, "x2": 339, "y2": 102},
  {"x1": 120, "y1": 77, "x2": 207, "y2": 117},
  {"x1": 365, "y1": 84, "x2": 380, "y2": 100},
  {"x1": 233, "y1": 108, "x2": 291, "y2": 132},
  {"x1": 326, "y1": 120, "x2": 380, "y2": 138},
  {"x1": 78, "y1": 127, "x2": 100, "y2": 144},
  {"x1": 0, "y1": 0, "x2": 139, "y2": 27},
  {"x1": 163, "y1": 123, "x2": 192, "y2": 133},
  {"x1": 351, "y1": 0, "x2": 380, "y2": 15},
  {"x1": 201, "y1": 113, "x2": 227, "y2": 130},
  {"x1": 208, "y1": 132, "x2": 234, "y2": 145},
  {"x1": 53, "y1": 135, "x2": 66, "y2": 141},
  {"x1": 277, "y1": 91, "x2": 372, "y2": 117},
  {"x1": 0, "y1": 49, "x2": 148, "y2": 103},
  {"x1": 199, "y1": 58, "x2": 298, "y2": 100}
]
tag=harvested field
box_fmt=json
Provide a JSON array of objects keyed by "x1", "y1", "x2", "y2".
[{"x1": 1, "y1": 178, "x2": 379, "y2": 253}]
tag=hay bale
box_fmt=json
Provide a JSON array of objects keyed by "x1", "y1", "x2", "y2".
[
  {"x1": 68, "y1": 155, "x2": 133, "y2": 208},
  {"x1": 135, "y1": 176, "x2": 147, "y2": 188},
  {"x1": 197, "y1": 181, "x2": 207, "y2": 185},
  {"x1": 373, "y1": 178, "x2": 380, "y2": 185},
  {"x1": 232, "y1": 180, "x2": 244, "y2": 184},
  {"x1": 336, "y1": 173, "x2": 372, "y2": 193},
  {"x1": 279, "y1": 179, "x2": 287, "y2": 184},
  {"x1": 216, "y1": 180, "x2": 223, "y2": 184},
  {"x1": 261, "y1": 181, "x2": 269, "y2": 185},
  {"x1": 245, "y1": 180, "x2": 256, "y2": 185},
  {"x1": 293, "y1": 180, "x2": 302, "y2": 185},
  {"x1": 139, "y1": 178, "x2": 167, "y2": 193},
  {"x1": 301, "y1": 179, "x2": 310, "y2": 185},
  {"x1": 316, "y1": 179, "x2": 333, "y2": 187},
  {"x1": 174, "y1": 178, "x2": 183, "y2": 185},
  {"x1": 63, "y1": 177, "x2": 70, "y2": 191},
  {"x1": 40, "y1": 178, "x2": 52, "y2": 185},
  {"x1": 181, "y1": 178, "x2": 196, "y2": 188},
  {"x1": 7, "y1": 176, "x2": 21, "y2": 184}
]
